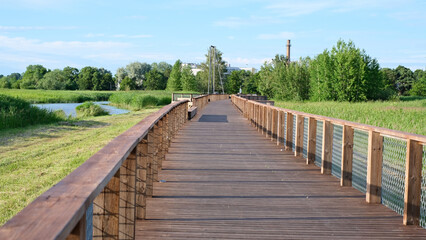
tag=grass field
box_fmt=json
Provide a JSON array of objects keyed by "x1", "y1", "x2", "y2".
[
  {"x1": 273, "y1": 98, "x2": 426, "y2": 136},
  {"x1": 0, "y1": 108, "x2": 159, "y2": 225},
  {"x1": 0, "y1": 89, "x2": 113, "y2": 103}
]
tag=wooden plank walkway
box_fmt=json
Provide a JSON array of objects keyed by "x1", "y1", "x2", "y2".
[{"x1": 136, "y1": 100, "x2": 426, "y2": 239}]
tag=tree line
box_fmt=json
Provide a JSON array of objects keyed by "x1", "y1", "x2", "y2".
[{"x1": 1, "y1": 39, "x2": 425, "y2": 100}]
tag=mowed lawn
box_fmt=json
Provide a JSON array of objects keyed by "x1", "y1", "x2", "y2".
[
  {"x1": 0, "y1": 108, "x2": 159, "y2": 225},
  {"x1": 273, "y1": 99, "x2": 426, "y2": 136}
]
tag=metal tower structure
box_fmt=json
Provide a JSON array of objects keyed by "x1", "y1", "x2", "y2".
[{"x1": 208, "y1": 46, "x2": 225, "y2": 94}]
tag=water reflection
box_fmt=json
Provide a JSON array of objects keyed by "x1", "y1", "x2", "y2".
[{"x1": 34, "y1": 101, "x2": 129, "y2": 117}]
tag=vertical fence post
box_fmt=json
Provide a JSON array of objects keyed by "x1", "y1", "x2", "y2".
[
  {"x1": 67, "y1": 213, "x2": 86, "y2": 240},
  {"x1": 285, "y1": 112, "x2": 294, "y2": 151},
  {"x1": 321, "y1": 120, "x2": 333, "y2": 175},
  {"x1": 366, "y1": 131, "x2": 383, "y2": 203},
  {"x1": 152, "y1": 122, "x2": 160, "y2": 182},
  {"x1": 341, "y1": 125, "x2": 354, "y2": 186},
  {"x1": 146, "y1": 128, "x2": 155, "y2": 197},
  {"x1": 277, "y1": 110, "x2": 284, "y2": 146},
  {"x1": 271, "y1": 109, "x2": 277, "y2": 142},
  {"x1": 157, "y1": 119, "x2": 164, "y2": 170},
  {"x1": 295, "y1": 115, "x2": 304, "y2": 157},
  {"x1": 93, "y1": 171, "x2": 120, "y2": 240},
  {"x1": 262, "y1": 106, "x2": 267, "y2": 136},
  {"x1": 119, "y1": 148, "x2": 137, "y2": 239},
  {"x1": 403, "y1": 139, "x2": 423, "y2": 225},
  {"x1": 307, "y1": 117, "x2": 317, "y2": 165},
  {"x1": 136, "y1": 137, "x2": 148, "y2": 220}
]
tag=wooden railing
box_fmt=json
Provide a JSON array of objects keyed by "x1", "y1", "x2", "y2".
[
  {"x1": 192, "y1": 94, "x2": 229, "y2": 110},
  {"x1": 232, "y1": 95, "x2": 426, "y2": 226},
  {"x1": 0, "y1": 100, "x2": 189, "y2": 240}
]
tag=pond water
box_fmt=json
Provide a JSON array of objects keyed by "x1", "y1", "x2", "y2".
[{"x1": 34, "y1": 101, "x2": 129, "y2": 117}]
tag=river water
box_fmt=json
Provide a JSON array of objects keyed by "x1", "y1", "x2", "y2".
[{"x1": 34, "y1": 101, "x2": 129, "y2": 117}]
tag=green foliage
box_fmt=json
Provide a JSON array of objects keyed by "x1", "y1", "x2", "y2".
[
  {"x1": 116, "y1": 62, "x2": 152, "y2": 90},
  {"x1": 109, "y1": 91, "x2": 172, "y2": 110},
  {"x1": 0, "y1": 89, "x2": 112, "y2": 103},
  {"x1": 20, "y1": 65, "x2": 48, "y2": 89},
  {"x1": 309, "y1": 40, "x2": 383, "y2": 102},
  {"x1": 0, "y1": 94, "x2": 63, "y2": 130},
  {"x1": 75, "y1": 102, "x2": 109, "y2": 118},
  {"x1": 167, "y1": 60, "x2": 182, "y2": 91},
  {"x1": 410, "y1": 76, "x2": 426, "y2": 96},
  {"x1": 144, "y1": 68, "x2": 167, "y2": 90},
  {"x1": 0, "y1": 73, "x2": 22, "y2": 89},
  {"x1": 77, "y1": 67, "x2": 114, "y2": 91},
  {"x1": 394, "y1": 65, "x2": 415, "y2": 95},
  {"x1": 258, "y1": 55, "x2": 310, "y2": 100},
  {"x1": 152, "y1": 62, "x2": 172, "y2": 79},
  {"x1": 37, "y1": 69, "x2": 67, "y2": 90},
  {"x1": 242, "y1": 72, "x2": 260, "y2": 94},
  {"x1": 181, "y1": 65, "x2": 197, "y2": 91},
  {"x1": 119, "y1": 76, "x2": 137, "y2": 91},
  {"x1": 226, "y1": 70, "x2": 246, "y2": 94}
]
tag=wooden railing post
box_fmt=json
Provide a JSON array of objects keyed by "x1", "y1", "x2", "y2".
[
  {"x1": 307, "y1": 117, "x2": 317, "y2": 164},
  {"x1": 146, "y1": 128, "x2": 155, "y2": 197},
  {"x1": 366, "y1": 131, "x2": 383, "y2": 203},
  {"x1": 152, "y1": 122, "x2": 160, "y2": 182},
  {"x1": 295, "y1": 115, "x2": 304, "y2": 157},
  {"x1": 262, "y1": 106, "x2": 267, "y2": 136},
  {"x1": 285, "y1": 112, "x2": 293, "y2": 151},
  {"x1": 341, "y1": 125, "x2": 354, "y2": 186},
  {"x1": 321, "y1": 120, "x2": 333, "y2": 175},
  {"x1": 66, "y1": 213, "x2": 86, "y2": 240},
  {"x1": 136, "y1": 137, "x2": 148, "y2": 220},
  {"x1": 157, "y1": 118, "x2": 164, "y2": 170},
  {"x1": 93, "y1": 171, "x2": 120, "y2": 240},
  {"x1": 271, "y1": 109, "x2": 277, "y2": 142},
  {"x1": 119, "y1": 148, "x2": 137, "y2": 239},
  {"x1": 403, "y1": 139, "x2": 423, "y2": 225},
  {"x1": 277, "y1": 110, "x2": 284, "y2": 146}
]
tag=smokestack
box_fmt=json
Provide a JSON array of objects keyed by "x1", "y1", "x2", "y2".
[{"x1": 286, "y1": 39, "x2": 291, "y2": 63}]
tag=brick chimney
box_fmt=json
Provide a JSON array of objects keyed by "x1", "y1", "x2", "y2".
[{"x1": 286, "y1": 39, "x2": 291, "y2": 63}]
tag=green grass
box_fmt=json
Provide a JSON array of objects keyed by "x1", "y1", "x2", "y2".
[
  {"x1": 0, "y1": 94, "x2": 63, "y2": 130},
  {"x1": 109, "y1": 91, "x2": 172, "y2": 110},
  {"x1": 273, "y1": 99, "x2": 426, "y2": 135},
  {"x1": 76, "y1": 102, "x2": 109, "y2": 118},
  {"x1": 0, "y1": 108, "x2": 159, "y2": 225},
  {"x1": 0, "y1": 89, "x2": 113, "y2": 103}
]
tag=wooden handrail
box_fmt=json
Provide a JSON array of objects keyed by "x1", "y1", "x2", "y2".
[
  {"x1": 0, "y1": 100, "x2": 189, "y2": 240},
  {"x1": 231, "y1": 95, "x2": 426, "y2": 226}
]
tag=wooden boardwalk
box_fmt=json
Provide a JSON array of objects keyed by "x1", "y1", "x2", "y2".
[{"x1": 136, "y1": 100, "x2": 426, "y2": 239}]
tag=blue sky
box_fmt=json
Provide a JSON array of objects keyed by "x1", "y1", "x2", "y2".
[{"x1": 0, "y1": 0, "x2": 425, "y2": 75}]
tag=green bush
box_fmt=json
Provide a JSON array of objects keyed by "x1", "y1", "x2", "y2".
[
  {"x1": 109, "y1": 92, "x2": 172, "y2": 110},
  {"x1": 0, "y1": 94, "x2": 63, "y2": 130},
  {"x1": 158, "y1": 96, "x2": 171, "y2": 105},
  {"x1": 75, "y1": 102, "x2": 109, "y2": 118}
]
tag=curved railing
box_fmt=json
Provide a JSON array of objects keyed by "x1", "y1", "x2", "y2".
[
  {"x1": 232, "y1": 95, "x2": 426, "y2": 227},
  {"x1": 0, "y1": 100, "x2": 189, "y2": 239}
]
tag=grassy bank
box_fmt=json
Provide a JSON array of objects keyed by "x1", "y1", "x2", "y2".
[
  {"x1": 0, "y1": 94, "x2": 63, "y2": 130},
  {"x1": 0, "y1": 89, "x2": 113, "y2": 103},
  {"x1": 273, "y1": 98, "x2": 426, "y2": 135},
  {"x1": 109, "y1": 91, "x2": 172, "y2": 110},
  {"x1": 0, "y1": 108, "x2": 159, "y2": 225}
]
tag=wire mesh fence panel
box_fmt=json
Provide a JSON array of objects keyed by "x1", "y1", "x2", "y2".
[
  {"x1": 315, "y1": 120, "x2": 323, "y2": 167},
  {"x1": 420, "y1": 145, "x2": 426, "y2": 228},
  {"x1": 352, "y1": 129, "x2": 368, "y2": 193},
  {"x1": 292, "y1": 115, "x2": 296, "y2": 152},
  {"x1": 303, "y1": 117, "x2": 308, "y2": 159},
  {"x1": 381, "y1": 136, "x2": 406, "y2": 215},
  {"x1": 331, "y1": 124, "x2": 343, "y2": 179}
]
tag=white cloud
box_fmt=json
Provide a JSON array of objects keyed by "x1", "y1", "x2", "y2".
[
  {"x1": 0, "y1": 26, "x2": 78, "y2": 31},
  {"x1": 258, "y1": 32, "x2": 295, "y2": 40},
  {"x1": 112, "y1": 34, "x2": 152, "y2": 39},
  {"x1": 228, "y1": 36, "x2": 235, "y2": 40}
]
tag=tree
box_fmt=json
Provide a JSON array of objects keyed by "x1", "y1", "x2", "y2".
[
  {"x1": 309, "y1": 40, "x2": 383, "y2": 101},
  {"x1": 243, "y1": 72, "x2": 260, "y2": 94},
  {"x1": 115, "y1": 62, "x2": 151, "y2": 90},
  {"x1": 119, "y1": 76, "x2": 137, "y2": 91},
  {"x1": 167, "y1": 60, "x2": 182, "y2": 91},
  {"x1": 410, "y1": 75, "x2": 426, "y2": 96},
  {"x1": 62, "y1": 66, "x2": 79, "y2": 90},
  {"x1": 144, "y1": 68, "x2": 166, "y2": 90},
  {"x1": 394, "y1": 65, "x2": 415, "y2": 95},
  {"x1": 226, "y1": 70, "x2": 247, "y2": 94},
  {"x1": 0, "y1": 73, "x2": 22, "y2": 89},
  {"x1": 152, "y1": 62, "x2": 172, "y2": 79},
  {"x1": 181, "y1": 65, "x2": 197, "y2": 91},
  {"x1": 198, "y1": 48, "x2": 227, "y2": 93},
  {"x1": 37, "y1": 69, "x2": 67, "y2": 90},
  {"x1": 20, "y1": 65, "x2": 48, "y2": 89}
]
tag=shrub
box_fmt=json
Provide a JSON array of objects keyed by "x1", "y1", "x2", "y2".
[
  {"x1": 158, "y1": 96, "x2": 171, "y2": 106},
  {"x1": 75, "y1": 102, "x2": 109, "y2": 118},
  {"x1": 0, "y1": 94, "x2": 63, "y2": 130}
]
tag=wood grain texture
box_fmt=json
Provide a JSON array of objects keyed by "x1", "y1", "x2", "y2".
[
  {"x1": 321, "y1": 121, "x2": 333, "y2": 175},
  {"x1": 285, "y1": 112, "x2": 293, "y2": 152},
  {"x1": 341, "y1": 125, "x2": 354, "y2": 187},
  {"x1": 366, "y1": 131, "x2": 383, "y2": 203},
  {"x1": 295, "y1": 114, "x2": 304, "y2": 157},
  {"x1": 307, "y1": 117, "x2": 317, "y2": 165},
  {"x1": 136, "y1": 100, "x2": 426, "y2": 239}
]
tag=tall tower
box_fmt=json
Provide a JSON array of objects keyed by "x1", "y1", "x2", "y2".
[{"x1": 286, "y1": 39, "x2": 291, "y2": 63}]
